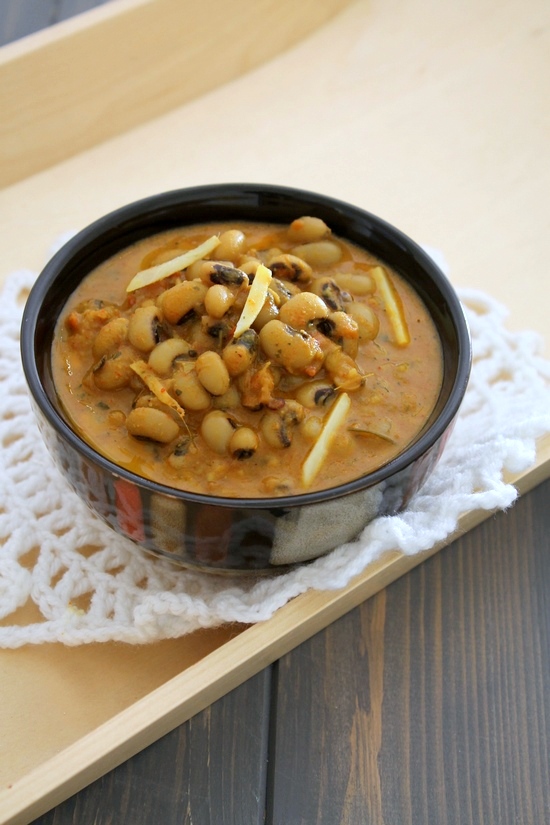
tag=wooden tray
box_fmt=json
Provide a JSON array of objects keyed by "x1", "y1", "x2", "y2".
[{"x1": 1, "y1": 0, "x2": 549, "y2": 822}]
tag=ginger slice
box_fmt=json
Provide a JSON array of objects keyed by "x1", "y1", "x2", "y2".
[
  {"x1": 130, "y1": 360, "x2": 186, "y2": 423},
  {"x1": 233, "y1": 263, "x2": 272, "y2": 339},
  {"x1": 126, "y1": 236, "x2": 220, "y2": 292},
  {"x1": 371, "y1": 266, "x2": 410, "y2": 346},
  {"x1": 302, "y1": 392, "x2": 351, "y2": 487}
]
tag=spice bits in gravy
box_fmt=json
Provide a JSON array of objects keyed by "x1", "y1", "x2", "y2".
[{"x1": 52, "y1": 217, "x2": 443, "y2": 498}]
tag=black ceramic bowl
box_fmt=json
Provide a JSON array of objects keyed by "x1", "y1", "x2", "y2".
[{"x1": 21, "y1": 183, "x2": 471, "y2": 573}]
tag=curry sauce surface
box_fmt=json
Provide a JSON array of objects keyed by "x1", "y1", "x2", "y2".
[{"x1": 52, "y1": 220, "x2": 443, "y2": 497}]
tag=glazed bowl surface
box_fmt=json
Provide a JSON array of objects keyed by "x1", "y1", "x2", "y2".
[{"x1": 21, "y1": 183, "x2": 471, "y2": 573}]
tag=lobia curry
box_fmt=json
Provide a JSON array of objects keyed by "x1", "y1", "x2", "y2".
[{"x1": 51, "y1": 216, "x2": 443, "y2": 498}]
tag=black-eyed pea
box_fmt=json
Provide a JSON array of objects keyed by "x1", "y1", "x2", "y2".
[
  {"x1": 200, "y1": 410, "x2": 236, "y2": 454},
  {"x1": 280, "y1": 399, "x2": 305, "y2": 426},
  {"x1": 287, "y1": 216, "x2": 330, "y2": 244},
  {"x1": 148, "y1": 338, "x2": 195, "y2": 376},
  {"x1": 300, "y1": 414, "x2": 324, "y2": 441},
  {"x1": 324, "y1": 348, "x2": 364, "y2": 391},
  {"x1": 332, "y1": 271, "x2": 375, "y2": 296},
  {"x1": 239, "y1": 259, "x2": 262, "y2": 278},
  {"x1": 185, "y1": 259, "x2": 218, "y2": 282},
  {"x1": 265, "y1": 247, "x2": 283, "y2": 261},
  {"x1": 172, "y1": 364, "x2": 211, "y2": 411},
  {"x1": 260, "y1": 410, "x2": 291, "y2": 449},
  {"x1": 125, "y1": 406, "x2": 180, "y2": 443},
  {"x1": 232, "y1": 287, "x2": 248, "y2": 313},
  {"x1": 341, "y1": 337, "x2": 359, "y2": 359},
  {"x1": 167, "y1": 437, "x2": 195, "y2": 470},
  {"x1": 186, "y1": 319, "x2": 215, "y2": 353},
  {"x1": 107, "y1": 409, "x2": 126, "y2": 428},
  {"x1": 209, "y1": 263, "x2": 248, "y2": 288},
  {"x1": 259, "y1": 320, "x2": 324, "y2": 376},
  {"x1": 133, "y1": 392, "x2": 164, "y2": 410},
  {"x1": 229, "y1": 427, "x2": 259, "y2": 459},
  {"x1": 211, "y1": 229, "x2": 246, "y2": 262},
  {"x1": 342, "y1": 338, "x2": 359, "y2": 359},
  {"x1": 92, "y1": 317, "x2": 129, "y2": 360},
  {"x1": 204, "y1": 284, "x2": 235, "y2": 319},
  {"x1": 322, "y1": 311, "x2": 359, "y2": 342},
  {"x1": 212, "y1": 385, "x2": 241, "y2": 410},
  {"x1": 222, "y1": 330, "x2": 258, "y2": 377},
  {"x1": 346, "y1": 302, "x2": 380, "y2": 341},
  {"x1": 268, "y1": 289, "x2": 282, "y2": 308},
  {"x1": 251, "y1": 292, "x2": 280, "y2": 332},
  {"x1": 202, "y1": 316, "x2": 234, "y2": 346},
  {"x1": 266, "y1": 253, "x2": 312, "y2": 285},
  {"x1": 92, "y1": 348, "x2": 134, "y2": 390},
  {"x1": 290, "y1": 240, "x2": 342, "y2": 268},
  {"x1": 128, "y1": 305, "x2": 161, "y2": 352},
  {"x1": 195, "y1": 351, "x2": 231, "y2": 396},
  {"x1": 260, "y1": 401, "x2": 304, "y2": 449},
  {"x1": 262, "y1": 475, "x2": 293, "y2": 494},
  {"x1": 278, "y1": 292, "x2": 329, "y2": 331},
  {"x1": 269, "y1": 277, "x2": 300, "y2": 305},
  {"x1": 158, "y1": 279, "x2": 208, "y2": 325},
  {"x1": 294, "y1": 380, "x2": 336, "y2": 409},
  {"x1": 310, "y1": 278, "x2": 350, "y2": 312},
  {"x1": 129, "y1": 371, "x2": 147, "y2": 393}
]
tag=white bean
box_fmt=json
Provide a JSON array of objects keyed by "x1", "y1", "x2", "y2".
[
  {"x1": 278, "y1": 292, "x2": 328, "y2": 330},
  {"x1": 125, "y1": 406, "x2": 180, "y2": 443},
  {"x1": 92, "y1": 317, "x2": 129, "y2": 359},
  {"x1": 288, "y1": 216, "x2": 330, "y2": 244},
  {"x1": 332, "y1": 272, "x2": 375, "y2": 296},
  {"x1": 148, "y1": 338, "x2": 194, "y2": 376},
  {"x1": 172, "y1": 365, "x2": 211, "y2": 411},
  {"x1": 229, "y1": 427, "x2": 259, "y2": 459},
  {"x1": 222, "y1": 330, "x2": 258, "y2": 377},
  {"x1": 204, "y1": 284, "x2": 235, "y2": 319},
  {"x1": 195, "y1": 351, "x2": 231, "y2": 396},
  {"x1": 293, "y1": 380, "x2": 336, "y2": 409},
  {"x1": 290, "y1": 241, "x2": 342, "y2": 268},
  {"x1": 251, "y1": 292, "x2": 280, "y2": 331},
  {"x1": 346, "y1": 302, "x2": 380, "y2": 341},
  {"x1": 266, "y1": 253, "x2": 312, "y2": 285},
  {"x1": 200, "y1": 410, "x2": 235, "y2": 454},
  {"x1": 158, "y1": 279, "x2": 208, "y2": 324},
  {"x1": 92, "y1": 348, "x2": 134, "y2": 390},
  {"x1": 211, "y1": 229, "x2": 246, "y2": 261},
  {"x1": 259, "y1": 320, "x2": 323, "y2": 376},
  {"x1": 128, "y1": 305, "x2": 161, "y2": 352}
]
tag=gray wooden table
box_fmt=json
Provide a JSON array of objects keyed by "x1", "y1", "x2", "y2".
[
  {"x1": 3, "y1": 3, "x2": 550, "y2": 823},
  {"x1": 0, "y1": 0, "x2": 111, "y2": 46}
]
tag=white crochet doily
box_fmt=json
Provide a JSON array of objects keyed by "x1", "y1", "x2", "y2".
[{"x1": 1, "y1": 260, "x2": 550, "y2": 647}]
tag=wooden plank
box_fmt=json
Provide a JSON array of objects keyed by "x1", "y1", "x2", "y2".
[
  {"x1": 267, "y1": 477, "x2": 550, "y2": 824},
  {"x1": 0, "y1": 0, "x2": 351, "y2": 186},
  {"x1": 32, "y1": 668, "x2": 272, "y2": 824}
]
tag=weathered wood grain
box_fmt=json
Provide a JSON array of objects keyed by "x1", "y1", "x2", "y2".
[
  {"x1": 268, "y1": 478, "x2": 550, "y2": 825},
  {"x1": 29, "y1": 479, "x2": 550, "y2": 823},
  {"x1": 32, "y1": 668, "x2": 272, "y2": 824}
]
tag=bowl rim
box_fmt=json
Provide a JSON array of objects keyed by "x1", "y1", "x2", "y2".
[{"x1": 20, "y1": 182, "x2": 472, "y2": 510}]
